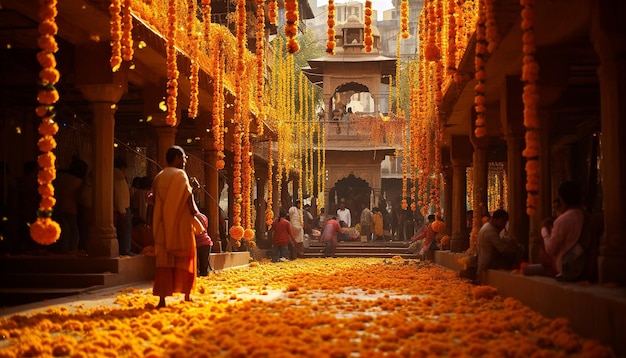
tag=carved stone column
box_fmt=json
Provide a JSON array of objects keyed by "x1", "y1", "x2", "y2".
[
  {"x1": 75, "y1": 42, "x2": 127, "y2": 257},
  {"x1": 591, "y1": 0, "x2": 626, "y2": 285}
]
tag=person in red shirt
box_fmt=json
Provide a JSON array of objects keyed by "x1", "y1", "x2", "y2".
[{"x1": 271, "y1": 209, "x2": 295, "y2": 262}]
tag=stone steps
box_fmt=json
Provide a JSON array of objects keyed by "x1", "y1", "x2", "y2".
[{"x1": 302, "y1": 240, "x2": 419, "y2": 259}]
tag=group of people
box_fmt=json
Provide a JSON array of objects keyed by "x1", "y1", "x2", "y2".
[{"x1": 474, "y1": 180, "x2": 597, "y2": 284}]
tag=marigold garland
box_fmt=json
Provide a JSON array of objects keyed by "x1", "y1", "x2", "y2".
[
  {"x1": 230, "y1": 0, "x2": 247, "y2": 240},
  {"x1": 400, "y1": 0, "x2": 410, "y2": 39},
  {"x1": 284, "y1": 0, "x2": 299, "y2": 53},
  {"x1": 266, "y1": 141, "x2": 274, "y2": 226},
  {"x1": 165, "y1": 0, "x2": 179, "y2": 126},
  {"x1": 473, "y1": 0, "x2": 487, "y2": 138},
  {"x1": 121, "y1": 0, "x2": 134, "y2": 62},
  {"x1": 521, "y1": 0, "x2": 539, "y2": 216},
  {"x1": 109, "y1": 0, "x2": 123, "y2": 71},
  {"x1": 364, "y1": 1, "x2": 373, "y2": 52},
  {"x1": 326, "y1": 0, "x2": 336, "y2": 55},
  {"x1": 187, "y1": 0, "x2": 199, "y2": 118},
  {"x1": 255, "y1": 0, "x2": 265, "y2": 137},
  {"x1": 32, "y1": 0, "x2": 61, "y2": 245},
  {"x1": 268, "y1": 0, "x2": 277, "y2": 25}
]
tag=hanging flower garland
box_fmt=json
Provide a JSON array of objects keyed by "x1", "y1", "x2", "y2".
[
  {"x1": 255, "y1": 0, "x2": 266, "y2": 137},
  {"x1": 446, "y1": 0, "x2": 457, "y2": 78},
  {"x1": 424, "y1": 0, "x2": 440, "y2": 62},
  {"x1": 284, "y1": 0, "x2": 300, "y2": 53},
  {"x1": 201, "y1": 0, "x2": 212, "y2": 70},
  {"x1": 165, "y1": 0, "x2": 179, "y2": 126},
  {"x1": 364, "y1": 1, "x2": 373, "y2": 52},
  {"x1": 229, "y1": 0, "x2": 248, "y2": 241},
  {"x1": 520, "y1": 0, "x2": 540, "y2": 216},
  {"x1": 326, "y1": 0, "x2": 336, "y2": 55},
  {"x1": 400, "y1": 0, "x2": 410, "y2": 39},
  {"x1": 485, "y1": 0, "x2": 498, "y2": 53},
  {"x1": 212, "y1": 45, "x2": 226, "y2": 170},
  {"x1": 109, "y1": 0, "x2": 123, "y2": 71},
  {"x1": 268, "y1": 1, "x2": 277, "y2": 25},
  {"x1": 473, "y1": 0, "x2": 487, "y2": 138},
  {"x1": 31, "y1": 0, "x2": 61, "y2": 245},
  {"x1": 121, "y1": 0, "x2": 134, "y2": 62},
  {"x1": 187, "y1": 0, "x2": 199, "y2": 118}
]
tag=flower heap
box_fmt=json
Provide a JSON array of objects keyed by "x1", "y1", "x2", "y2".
[
  {"x1": 473, "y1": 1, "x2": 487, "y2": 138},
  {"x1": 109, "y1": 0, "x2": 123, "y2": 71},
  {"x1": 326, "y1": 0, "x2": 336, "y2": 55},
  {"x1": 165, "y1": 0, "x2": 179, "y2": 126},
  {"x1": 187, "y1": 0, "x2": 199, "y2": 118},
  {"x1": 364, "y1": 1, "x2": 373, "y2": 52},
  {"x1": 229, "y1": 0, "x2": 248, "y2": 242},
  {"x1": 31, "y1": 0, "x2": 61, "y2": 245},
  {"x1": 520, "y1": 0, "x2": 540, "y2": 216},
  {"x1": 284, "y1": 0, "x2": 299, "y2": 53},
  {"x1": 400, "y1": 0, "x2": 410, "y2": 39}
]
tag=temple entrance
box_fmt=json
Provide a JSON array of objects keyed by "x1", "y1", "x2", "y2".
[{"x1": 329, "y1": 174, "x2": 371, "y2": 227}]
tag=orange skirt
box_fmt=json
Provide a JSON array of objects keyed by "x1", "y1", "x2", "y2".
[{"x1": 153, "y1": 267, "x2": 195, "y2": 297}]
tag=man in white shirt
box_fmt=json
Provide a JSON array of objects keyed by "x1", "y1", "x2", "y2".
[
  {"x1": 336, "y1": 199, "x2": 351, "y2": 228},
  {"x1": 288, "y1": 200, "x2": 304, "y2": 258}
]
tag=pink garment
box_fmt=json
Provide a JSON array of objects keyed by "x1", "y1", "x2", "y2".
[
  {"x1": 544, "y1": 208, "x2": 584, "y2": 274},
  {"x1": 321, "y1": 219, "x2": 342, "y2": 244}
]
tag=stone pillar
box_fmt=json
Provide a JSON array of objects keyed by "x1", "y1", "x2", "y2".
[
  {"x1": 501, "y1": 76, "x2": 530, "y2": 259},
  {"x1": 201, "y1": 137, "x2": 220, "y2": 251},
  {"x1": 470, "y1": 137, "x2": 490, "y2": 221},
  {"x1": 443, "y1": 167, "x2": 453, "y2": 234},
  {"x1": 154, "y1": 126, "x2": 177, "y2": 167},
  {"x1": 450, "y1": 136, "x2": 473, "y2": 252},
  {"x1": 591, "y1": 0, "x2": 626, "y2": 285},
  {"x1": 75, "y1": 42, "x2": 127, "y2": 257}
]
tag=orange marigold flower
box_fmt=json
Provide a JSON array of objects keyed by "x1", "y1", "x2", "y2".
[{"x1": 30, "y1": 217, "x2": 61, "y2": 245}]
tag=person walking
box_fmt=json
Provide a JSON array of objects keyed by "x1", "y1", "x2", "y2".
[{"x1": 151, "y1": 146, "x2": 199, "y2": 308}]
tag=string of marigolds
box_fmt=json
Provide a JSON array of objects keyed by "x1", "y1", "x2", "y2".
[
  {"x1": 473, "y1": 0, "x2": 487, "y2": 138},
  {"x1": 212, "y1": 46, "x2": 226, "y2": 170},
  {"x1": 109, "y1": 0, "x2": 123, "y2": 71},
  {"x1": 364, "y1": 1, "x2": 373, "y2": 52},
  {"x1": 229, "y1": 0, "x2": 248, "y2": 242},
  {"x1": 165, "y1": 0, "x2": 179, "y2": 126},
  {"x1": 268, "y1": 0, "x2": 277, "y2": 25},
  {"x1": 284, "y1": 0, "x2": 299, "y2": 53},
  {"x1": 31, "y1": 0, "x2": 61, "y2": 245},
  {"x1": 266, "y1": 142, "x2": 274, "y2": 226},
  {"x1": 121, "y1": 0, "x2": 133, "y2": 62},
  {"x1": 326, "y1": 0, "x2": 336, "y2": 55},
  {"x1": 521, "y1": 0, "x2": 539, "y2": 216},
  {"x1": 400, "y1": 0, "x2": 409, "y2": 39},
  {"x1": 187, "y1": 0, "x2": 199, "y2": 118},
  {"x1": 201, "y1": 0, "x2": 212, "y2": 69},
  {"x1": 255, "y1": 0, "x2": 265, "y2": 137}
]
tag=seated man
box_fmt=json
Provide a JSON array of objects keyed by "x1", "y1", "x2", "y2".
[{"x1": 476, "y1": 209, "x2": 523, "y2": 283}]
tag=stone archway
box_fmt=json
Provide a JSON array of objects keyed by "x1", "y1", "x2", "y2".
[{"x1": 329, "y1": 174, "x2": 371, "y2": 227}]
